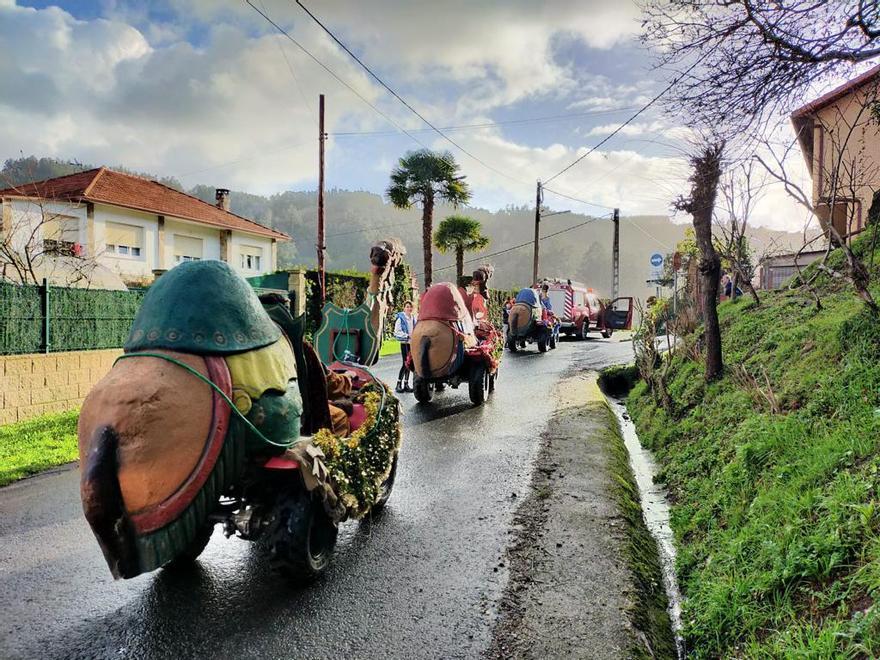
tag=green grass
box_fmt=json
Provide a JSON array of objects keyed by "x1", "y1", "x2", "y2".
[
  {"x1": 0, "y1": 410, "x2": 79, "y2": 487},
  {"x1": 380, "y1": 337, "x2": 401, "y2": 357},
  {"x1": 627, "y1": 227, "x2": 880, "y2": 658}
]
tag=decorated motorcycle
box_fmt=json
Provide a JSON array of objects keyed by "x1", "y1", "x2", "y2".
[
  {"x1": 507, "y1": 287, "x2": 559, "y2": 353},
  {"x1": 78, "y1": 240, "x2": 405, "y2": 583},
  {"x1": 408, "y1": 266, "x2": 502, "y2": 406}
]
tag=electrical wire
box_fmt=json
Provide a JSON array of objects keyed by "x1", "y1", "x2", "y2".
[
  {"x1": 326, "y1": 219, "x2": 420, "y2": 238},
  {"x1": 542, "y1": 60, "x2": 701, "y2": 186},
  {"x1": 541, "y1": 186, "x2": 615, "y2": 211},
  {"x1": 329, "y1": 107, "x2": 638, "y2": 137},
  {"x1": 294, "y1": 0, "x2": 532, "y2": 186},
  {"x1": 246, "y1": 1, "x2": 437, "y2": 153},
  {"x1": 431, "y1": 213, "x2": 611, "y2": 276}
]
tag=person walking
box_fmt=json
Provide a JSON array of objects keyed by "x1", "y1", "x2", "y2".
[
  {"x1": 502, "y1": 296, "x2": 514, "y2": 345},
  {"x1": 393, "y1": 300, "x2": 417, "y2": 393}
]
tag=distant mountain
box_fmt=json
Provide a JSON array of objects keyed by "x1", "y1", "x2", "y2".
[{"x1": 2, "y1": 156, "x2": 806, "y2": 301}]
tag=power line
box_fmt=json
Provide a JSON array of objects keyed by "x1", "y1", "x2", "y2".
[
  {"x1": 258, "y1": 0, "x2": 314, "y2": 120},
  {"x1": 431, "y1": 213, "x2": 611, "y2": 276},
  {"x1": 542, "y1": 185, "x2": 615, "y2": 211},
  {"x1": 326, "y1": 219, "x2": 419, "y2": 238},
  {"x1": 329, "y1": 107, "x2": 638, "y2": 137},
  {"x1": 294, "y1": 0, "x2": 531, "y2": 186},
  {"x1": 543, "y1": 61, "x2": 700, "y2": 186},
  {"x1": 246, "y1": 1, "x2": 437, "y2": 153}
]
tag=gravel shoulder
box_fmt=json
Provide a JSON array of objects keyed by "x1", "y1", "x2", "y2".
[{"x1": 487, "y1": 373, "x2": 674, "y2": 659}]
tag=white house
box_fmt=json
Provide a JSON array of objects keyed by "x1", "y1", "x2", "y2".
[{"x1": 0, "y1": 167, "x2": 290, "y2": 287}]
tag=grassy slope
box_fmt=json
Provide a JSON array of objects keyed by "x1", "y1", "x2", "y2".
[
  {"x1": 629, "y1": 228, "x2": 880, "y2": 657},
  {"x1": 0, "y1": 410, "x2": 78, "y2": 486}
]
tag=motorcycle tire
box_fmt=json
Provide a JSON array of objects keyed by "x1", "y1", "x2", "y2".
[
  {"x1": 413, "y1": 376, "x2": 432, "y2": 403},
  {"x1": 602, "y1": 328, "x2": 613, "y2": 339},
  {"x1": 162, "y1": 522, "x2": 215, "y2": 570},
  {"x1": 269, "y1": 489, "x2": 338, "y2": 583},
  {"x1": 372, "y1": 452, "x2": 399, "y2": 511},
  {"x1": 469, "y1": 362, "x2": 487, "y2": 406},
  {"x1": 507, "y1": 336, "x2": 518, "y2": 352},
  {"x1": 537, "y1": 339, "x2": 547, "y2": 353}
]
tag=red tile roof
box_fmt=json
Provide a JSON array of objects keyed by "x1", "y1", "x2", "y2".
[
  {"x1": 791, "y1": 64, "x2": 880, "y2": 119},
  {"x1": 0, "y1": 167, "x2": 289, "y2": 241}
]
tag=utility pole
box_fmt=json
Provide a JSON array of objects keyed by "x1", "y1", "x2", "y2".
[
  {"x1": 318, "y1": 93, "x2": 327, "y2": 303},
  {"x1": 611, "y1": 207, "x2": 620, "y2": 302},
  {"x1": 532, "y1": 180, "x2": 542, "y2": 284}
]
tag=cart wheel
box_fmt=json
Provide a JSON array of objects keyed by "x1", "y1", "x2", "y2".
[
  {"x1": 469, "y1": 363, "x2": 486, "y2": 406},
  {"x1": 372, "y1": 451, "x2": 399, "y2": 511},
  {"x1": 413, "y1": 376, "x2": 432, "y2": 403},
  {"x1": 269, "y1": 489, "x2": 338, "y2": 583},
  {"x1": 602, "y1": 328, "x2": 613, "y2": 339},
  {"x1": 488, "y1": 372, "x2": 496, "y2": 394},
  {"x1": 507, "y1": 336, "x2": 518, "y2": 352},
  {"x1": 537, "y1": 339, "x2": 547, "y2": 353}
]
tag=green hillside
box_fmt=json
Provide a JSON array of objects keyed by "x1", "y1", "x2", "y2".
[{"x1": 628, "y1": 228, "x2": 880, "y2": 657}]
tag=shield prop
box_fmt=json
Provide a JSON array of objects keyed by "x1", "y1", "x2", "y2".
[{"x1": 313, "y1": 302, "x2": 380, "y2": 366}]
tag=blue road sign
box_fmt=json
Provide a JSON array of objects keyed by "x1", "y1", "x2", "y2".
[{"x1": 650, "y1": 253, "x2": 663, "y2": 267}]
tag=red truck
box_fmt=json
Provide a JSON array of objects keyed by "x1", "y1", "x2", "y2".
[{"x1": 541, "y1": 279, "x2": 633, "y2": 339}]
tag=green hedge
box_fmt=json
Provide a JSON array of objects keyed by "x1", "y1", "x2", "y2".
[{"x1": 0, "y1": 282, "x2": 146, "y2": 355}]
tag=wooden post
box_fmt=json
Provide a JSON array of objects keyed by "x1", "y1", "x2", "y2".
[
  {"x1": 318, "y1": 93, "x2": 326, "y2": 303},
  {"x1": 612, "y1": 208, "x2": 620, "y2": 302},
  {"x1": 532, "y1": 180, "x2": 542, "y2": 284}
]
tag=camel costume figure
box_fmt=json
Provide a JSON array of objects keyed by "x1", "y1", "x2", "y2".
[
  {"x1": 408, "y1": 266, "x2": 502, "y2": 406},
  {"x1": 78, "y1": 240, "x2": 405, "y2": 580}
]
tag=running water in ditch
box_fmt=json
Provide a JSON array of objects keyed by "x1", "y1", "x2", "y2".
[{"x1": 607, "y1": 395, "x2": 685, "y2": 659}]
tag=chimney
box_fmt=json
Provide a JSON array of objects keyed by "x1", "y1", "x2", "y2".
[{"x1": 215, "y1": 188, "x2": 230, "y2": 211}]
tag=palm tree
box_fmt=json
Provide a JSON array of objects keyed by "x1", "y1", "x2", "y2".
[
  {"x1": 433, "y1": 215, "x2": 490, "y2": 281},
  {"x1": 386, "y1": 149, "x2": 471, "y2": 288}
]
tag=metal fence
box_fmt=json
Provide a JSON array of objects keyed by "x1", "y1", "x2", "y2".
[{"x1": 0, "y1": 280, "x2": 146, "y2": 355}]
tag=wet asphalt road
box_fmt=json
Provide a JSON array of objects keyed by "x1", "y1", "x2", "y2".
[{"x1": 0, "y1": 336, "x2": 633, "y2": 660}]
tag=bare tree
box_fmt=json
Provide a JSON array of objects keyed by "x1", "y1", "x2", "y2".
[
  {"x1": 674, "y1": 142, "x2": 726, "y2": 381},
  {"x1": 715, "y1": 161, "x2": 767, "y2": 305},
  {"x1": 642, "y1": 0, "x2": 880, "y2": 133}
]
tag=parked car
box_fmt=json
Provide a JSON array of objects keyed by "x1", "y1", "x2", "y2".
[{"x1": 541, "y1": 279, "x2": 633, "y2": 339}]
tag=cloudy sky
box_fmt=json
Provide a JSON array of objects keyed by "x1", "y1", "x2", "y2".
[{"x1": 0, "y1": 0, "x2": 817, "y2": 230}]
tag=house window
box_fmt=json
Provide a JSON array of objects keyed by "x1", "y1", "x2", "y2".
[
  {"x1": 173, "y1": 235, "x2": 203, "y2": 263},
  {"x1": 239, "y1": 245, "x2": 263, "y2": 272},
  {"x1": 105, "y1": 222, "x2": 144, "y2": 259},
  {"x1": 43, "y1": 214, "x2": 80, "y2": 256}
]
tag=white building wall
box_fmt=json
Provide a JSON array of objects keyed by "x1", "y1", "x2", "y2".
[
  {"x1": 165, "y1": 218, "x2": 222, "y2": 266},
  {"x1": 93, "y1": 204, "x2": 159, "y2": 281},
  {"x1": 5, "y1": 198, "x2": 88, "y2": 254},
  {"x1": 229, "y1": 232, "x2": 274, "y2": 276}
]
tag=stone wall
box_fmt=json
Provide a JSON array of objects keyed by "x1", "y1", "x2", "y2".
[{"x1": 0, "y1": 349, "x2": 121, "y2": 425}]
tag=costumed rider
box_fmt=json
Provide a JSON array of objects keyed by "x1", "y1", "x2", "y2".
[
  {"x1": 393, "y1": 301, "x2": 417, "y2": 393},
  {"x1": 539, "y1": 282, "x2": 560, "y2": 343}
]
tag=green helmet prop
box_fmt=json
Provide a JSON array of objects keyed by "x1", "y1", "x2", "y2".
[{"x1": 125, "y1": 260, "x2": 281, "y2": 355}]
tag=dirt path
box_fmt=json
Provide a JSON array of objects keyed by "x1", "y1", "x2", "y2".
[{"x1": 487, "y1": 374, "x2": 674, "y2": 660}]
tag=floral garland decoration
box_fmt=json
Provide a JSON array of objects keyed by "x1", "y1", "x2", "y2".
[{"x1": 312, "y1": 382, "x2": 401, "y2": 517}]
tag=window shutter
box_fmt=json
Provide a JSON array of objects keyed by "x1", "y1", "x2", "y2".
[
  {"x1": 106, "y1": 222, "x2": 142, "y2": 248},
  {"x1": 174, "y1": 235, "x2": 204, "y2": 259}
]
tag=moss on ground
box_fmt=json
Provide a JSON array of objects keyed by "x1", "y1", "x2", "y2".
[
  {"x1": 598, "y1": 398, "x2": 678, "y2": 659},
  {"x1": 628, "y1": 227, "x2": 880, "y2": 657},
  {"x1": 0, "y1": 410, "x2": 79, "y2": 487}
]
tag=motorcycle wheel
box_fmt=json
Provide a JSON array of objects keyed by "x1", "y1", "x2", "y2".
[
  {"x1": 270, "y1": 489, "x2": 338, "y2": 583},
  {"x1": 163, "y1": 522, "x2": 215, "y2": 569},
  {"x1": 602, "y1": 328, "x2": 613, "y2": 339},
  {"x1": 507, "y1": 336, "x2": 518, "y2": 352},
  {"x1": 537, "y1": 338, "x2": 548, "y2": 352},
  {"x1": 413, "y1": 376, "x2": 432, "y2": 403},
  {"x1": 372, "y1": 452, "x2": 399, "y2": 511},
  {"x1": 469, "y1": 362, "x2": 487, "y2": 406}
]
